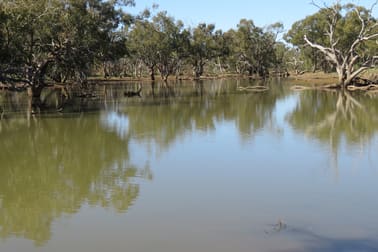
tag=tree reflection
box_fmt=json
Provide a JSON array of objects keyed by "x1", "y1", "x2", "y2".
[
  {"x1": 0, "y1": 115, "x2": 151, "y2": 246},
  {"x1": 288, "y1": 90, "x2": 378, "y2": 159},
  {"x1": 0, "y1": 78, "x2": 287, "y2": 245},
  {"x1": 112, "y1": 79, "x2": 287, "y2": 149}
]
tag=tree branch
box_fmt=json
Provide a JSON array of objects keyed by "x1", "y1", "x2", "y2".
[{"x1": 304, "y1": 35, "x2": 339, "y2": 65}]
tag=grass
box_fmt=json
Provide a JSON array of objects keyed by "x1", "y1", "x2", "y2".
[{"x1": 287, "y1": 72, "x2": 339, "y2": 86}]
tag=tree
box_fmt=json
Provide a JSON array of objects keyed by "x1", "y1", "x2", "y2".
[
  {"x1": 0, "y1": 0, "x2": 134, "y2": 100},
  {"x1": 226, "y1": 19, "x2": 278, "y2": 77},
  {"x1": 128, "y1": 19, "x2": 160, "y2": 80},
  {"x1": 284, "y1": 11, "x2": 331, "y2": 73},
  {"x1": 212, "y1": 29, "x2": 231, "y2": 74},
  {"x1": 187, "y1": 23, "x2": 219, "y2": 79},
  {"x1": 302, "y1": 2, "x2": 378, "y2": 87},
  {"x1": 273, "y1": 42, "x2": 291, "y2": 74},
  {"x1": 152, "y1": 11, "x2": 189, "y2": 81},
  {"x1": 128, "y1": 11, "x2": 188, "y2": 81}
]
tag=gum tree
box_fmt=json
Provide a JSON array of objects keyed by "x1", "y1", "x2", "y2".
[
  {"x1": 0, "y1": 0, "x2": 134, "y2": 99},
  {"x1": 226, "y1": 19, "x2": 278, "y2": 77},
  {"x1": 303, "y1": 1, "x2": 378, "y2": 87},
  {"x1": 187, "y1": 23, "x2": 219, "y2": 79},
  {"x1": 128, "y1": 19, "x2": 160, "y2": 80},
  {"x1": 152, "y1": 11, "x2": 189, "y2": 81}
]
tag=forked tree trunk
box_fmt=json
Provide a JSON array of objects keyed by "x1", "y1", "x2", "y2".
[{"x1": 303, "y1": 3, "x2": 378, "y2": 88}]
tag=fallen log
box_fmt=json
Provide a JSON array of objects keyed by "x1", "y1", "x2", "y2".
[{"x1": 237, "y1": 86, "x2": 269, "y2": 92}]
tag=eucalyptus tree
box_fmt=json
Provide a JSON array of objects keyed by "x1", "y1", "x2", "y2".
[
  {"x1": 128, "y1": 11, "x2": 189, "y2": 81},
  {"x1": 128, "y1": 19, "x2": 160, "y2": 80},
  {"x1": 152, "y1": 11, "x2": 189, "y2": 81},
  {"x1": 212, "y1": 29, "x2": 232, "y2": 74},
  {"x1": 259, "y1": 22, "x2": 283, "y2": 75},
  {"x1": 231, "y1": 19, "x2": 261, "y2": 75},
  {"x1": 301, "y1": 2, "x2": 378, "y2": 86},
  {"x1": 0, "y1": 0, "x2": 134, "y2": 99},
  {"x1": 226, "y1": 19, "x2": 278, "y2": 77},
  {"x1": 265, "y1": 23, "x2": 287, "y2": 73},
  {"x1": 284, "y1": 11, "x2": 330, "y2": 72},
  {"x1": 187, "y1": 23, "x2": 219, "y2": 79},
  {"x1": 274, "y1": 42, "x2": 291, "y2": 73}
]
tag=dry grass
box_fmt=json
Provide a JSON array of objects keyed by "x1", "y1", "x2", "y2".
[
  {"x1": 287, "y1": 70, "x2": 378, "y2": 92},
  {"x1": 286, "y1": 72, "x2": 339, "y2": 86}
]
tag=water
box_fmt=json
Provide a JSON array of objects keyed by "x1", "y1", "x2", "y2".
[{"x1": 1, "y1": 79, "x2": 378, "y2": 252}]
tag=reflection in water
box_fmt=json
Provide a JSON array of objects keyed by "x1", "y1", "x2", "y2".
[
  {"x1": 1, "y1": 79, "x2": 378, "y2": 251},
  {"x1": 118, "y1": 79, "x2": 287, "y2": 148},
  {"x1": 288, "y1": 90, "x2": 378, "y2": 169},
  {"x1": 0, "y1": 115, "x2": 151, "y2": 246},
  {"x1": 0, "y1": 79, "x2": 286, "y2": 246},
  {"x1": 101, "y1": 112, "x2": 130, "y2": 140}
]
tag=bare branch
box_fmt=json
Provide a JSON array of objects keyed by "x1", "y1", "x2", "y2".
[
  {"x1": 369, "y1": 0, "x2": 378, "y2": 15},
  {"x1": 310, "y1": 0, "x2": 323, "y2": 10},
  {"x1": 355, "y1": 8, "x2": 366, "y2": 39},
  {"x1": 304, "y1": 35, "x2": 339, "y2": 64}
]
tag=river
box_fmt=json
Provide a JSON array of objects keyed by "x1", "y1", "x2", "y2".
[{"x1": 1, "y1": 78, "x2": 378, "y2": 252}]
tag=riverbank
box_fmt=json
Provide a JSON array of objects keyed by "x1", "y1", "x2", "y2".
[
  {"x1": 91, "y1": 70, "x2": 377, "y2": 85},
  {"x1": 287, "y1": 72, "x2": 339, "y2": 86}
]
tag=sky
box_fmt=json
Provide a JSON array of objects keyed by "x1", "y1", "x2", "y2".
[{"x1": 129, "y1": 0, "x2": 378, "y2": 33}]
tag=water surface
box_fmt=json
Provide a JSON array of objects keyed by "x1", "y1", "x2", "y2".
[{"x1": 1, "y1": 79, "x2": 378, "y2": 252}]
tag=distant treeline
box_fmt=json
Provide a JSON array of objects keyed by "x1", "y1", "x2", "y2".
[{"x1": 0, "y1": 0, "x2": 377, "y2": 97}]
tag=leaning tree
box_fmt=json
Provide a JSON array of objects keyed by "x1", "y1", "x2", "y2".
[{"x1": 303, "y1": 1, "x2": 378, "y2": 87}]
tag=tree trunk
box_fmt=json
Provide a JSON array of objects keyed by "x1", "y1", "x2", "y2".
[
  {"x1": 312, "y1": 49, "x2": 317, "y2": 73},
  {"x1": 336, "y1": 66, "x2": 343, "y2": 86},
  {"x1": 27, "y1": 85, "x2": 44, "y2": 98},
  {"x1": 302, "y1": 4, "x2": 378, "y2": 89},
  {"x1": 103, "y1": 62, "x2": 109, "y2": 79},
  {"x1": 312, "y1": 64, "x2": 316, "y2": 73},
  {"x1": 194, "y1": 63, "x2": 204, "y2": 80},
  {"x1": 217, "y1": 57, "x2": 224, "y2": 74},
  {"x1": 149, "y1": 66, "x2": 155, "y2": 81},
  {"x1": 26, "y1": 60, "x2": 52, "y2": 102}
]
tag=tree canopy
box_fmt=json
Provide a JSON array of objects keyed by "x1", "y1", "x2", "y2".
[
  {"x1": 0, "y1": 0, "x2": 134, "y2": 97},
  {"x1": 285, "y1": 2, "x2": 378, "y2": 86},
  {"x1": 0, "y1": 0, "x2": 377, "y2": 98}
]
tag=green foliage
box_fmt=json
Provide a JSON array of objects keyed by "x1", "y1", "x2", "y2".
[
  {"x1": 124, "y1": 10, "x2": 284, "y2": 79},
  {"x1": 0, "y1": 0, "x2": 133, "y2": 94},
  {"x1": 127, "y1": 11, "x2": 189, "y2": 80},
  {"x1": 187, "y1": 23, "x2": 220, "y2": 78},
  {"x1": 7, "y1": 0, "x2": 377, "y2": 86},
  {"x1": 152, "y1": 11, "x2": 188, "y2": 81},
  {"x1": 128, "y1": 19, "x2": 160, "y2": 70},
  {"x1": 0, "y1": 0, "x2": 290, "y2": 84},
  {"x1": 285, "y1": 2, "x2": 378, "y2": 77},
  {"x1": 284, "y1": 11, "x2": 330, "y2": 72},
  {"x1": 225, "y1": 19, "x2": 278, "y2": 77}
]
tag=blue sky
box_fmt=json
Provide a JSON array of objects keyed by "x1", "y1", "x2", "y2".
[{"x1": 129, "y1": 0, "x2": 378, "y2": 32}]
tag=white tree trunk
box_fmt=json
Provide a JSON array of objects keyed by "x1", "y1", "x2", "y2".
[{"x1": 303, "y1": 3, "x2": 378, "y2": 88}]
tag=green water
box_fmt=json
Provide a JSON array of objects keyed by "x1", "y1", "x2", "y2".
[{"x1": 1, "y1": 79, "x2": 378, "y2": 252}]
